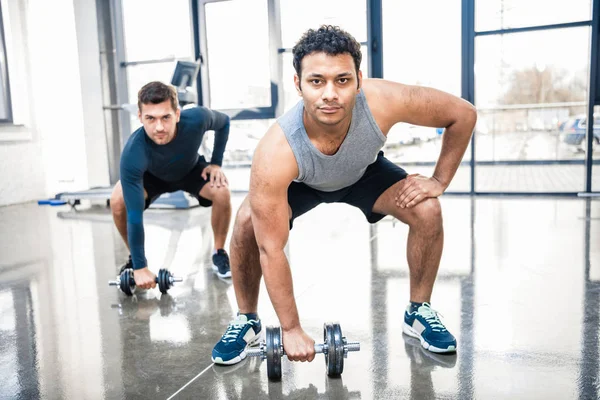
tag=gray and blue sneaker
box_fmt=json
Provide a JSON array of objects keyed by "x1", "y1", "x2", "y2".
[
  {"x1": 403, "y1": 302, "x2": 457, "y2": 353},
  {"x1": 212, "y1": 314, "x2": 262, "y2": 365},
  {"x1": 212, "y1": 249, "x2": 232, "y2": 278}
]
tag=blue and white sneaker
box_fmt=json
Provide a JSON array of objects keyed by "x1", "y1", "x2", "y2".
[
  {"x1": 212, "y1": 249, "x2": 232, "y2": 278},
  {"x1": 212, "y1": 314, "x2": 262, "y2": 365},
  {"x1": 403, "y1": 302, "x2": 457, "y2": 353}
]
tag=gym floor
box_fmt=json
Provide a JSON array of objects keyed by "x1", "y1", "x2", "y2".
[{"x1": 1, "y1": 194, "x2": 599, "y2": 399}]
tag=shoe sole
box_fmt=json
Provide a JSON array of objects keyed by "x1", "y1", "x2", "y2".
[
  {"x1": 402, "y1": 322, "x2": 457, "y2": 354},
  {"x1": 212, "y1": 330, "x2": 262, "y2": 365},
  {"x1": 212, "y1": 263, "x2": 232, "y2": 278}
]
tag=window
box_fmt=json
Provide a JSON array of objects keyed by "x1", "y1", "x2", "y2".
[
  {"x1": 381, "y1": 0, "x2": 468, "y2": 192},
  {"x1": 121, "y1": 0, "x2": 193, "y2": 62},
  {"x1": 475, "y1": 27, "x2": 590, "y2": 163},
  {"x1": 203, "y1": 0, "x2": 271, "y2": 110},
  {"x1": 279, "y1": 0, "x2": 367, "y2": 48},
  {"x1": 476, "y1": 0, "x2": 592, "y2": 32},
  {"x1": 382, "y1": 0, "x2": 461, "y2": 97}
]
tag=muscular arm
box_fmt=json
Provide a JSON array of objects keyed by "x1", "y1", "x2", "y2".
[
  {"x1": 363, "y1": 79, "x2": 477, "y2": 189},
  {"x1": 249, "y1": 124, "x2": 300, "y2": 331},
  {"x1": 200, "y1": 107, "x2": 230, "y2": 166},
  {"x1": 120, "y1": 145, "x2": 149, "y2": 270}
]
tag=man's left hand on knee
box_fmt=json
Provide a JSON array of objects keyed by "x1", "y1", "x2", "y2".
[{"x1": 395, "y1": 174, "x2": 445, "y2": 209}]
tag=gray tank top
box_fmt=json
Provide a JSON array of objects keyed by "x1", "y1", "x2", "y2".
[{"x1": 277, "y1": 90, "x2": 387, "y2": 192}]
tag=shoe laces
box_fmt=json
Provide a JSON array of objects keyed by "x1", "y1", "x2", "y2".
[
  {"x1": 417, "y1": 303, "x2": 447, "y2": 332},
  {"x1": 221, "y1": 317, "x2": 248, "y2": 342}
]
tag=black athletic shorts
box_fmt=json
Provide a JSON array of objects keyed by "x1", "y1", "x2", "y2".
[
  {"x1": 288, "y1": 151, "x2": 408, "y2": 228},
  {"x1": 143, "y1": 156, "x2": 212, "y2": 209}
]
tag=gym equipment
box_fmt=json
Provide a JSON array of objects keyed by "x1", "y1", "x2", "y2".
[
  {"x1": 38, "y1": 187, "x2": 109, "y2": 208},
  {"x1": 171, "y1": 60, "x2": 200, "y2": 107},
  {"x1": 108, "y1": 268, "x2": 182, "y2": 295},
  {"x1": 38, "y1": 186, "x2": 197, "y2": 210},
  {"x1": 247, "y1": 322, "x2": 360, "y2": 380}
]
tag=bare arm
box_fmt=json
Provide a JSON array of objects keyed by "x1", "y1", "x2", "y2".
[
  {"x1": 249, "y1": 124, "x2": 300, "y2": 331},
  {"x1": 363, "y1": 79, "x2": 477, "y2": 189}
]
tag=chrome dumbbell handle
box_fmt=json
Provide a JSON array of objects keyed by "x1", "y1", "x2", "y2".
[
  {"x1": 247, "y1": 339, "x2": 360, "y2": 358},
  {"x1": 246, "y1": 343, "x2": 266, "y2": 359},
  {"x1": 315, "y1": 340, "x2": 361, "y2": 355},
  {"x1": 107, "y1": 275, "x2": 183, "y2": 285}
]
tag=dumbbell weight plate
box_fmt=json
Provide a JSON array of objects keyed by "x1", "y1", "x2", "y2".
[
  {"x1": 266, "y1": 326, "x2": 283, "y2": 380},
  {"x1": 121, "y1": 269, "x2": 135, "y2": 296},
  {"x1": 157, "y1": 269, "x2": 168, "y2": 294},
  {"x1": 324, "y1": 322, "x2": 344, "y2": 377}
]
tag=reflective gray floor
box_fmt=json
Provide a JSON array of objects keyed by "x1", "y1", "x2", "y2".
[{"x1": 1, "y1": 195, "x2": 599, "y2": 399}]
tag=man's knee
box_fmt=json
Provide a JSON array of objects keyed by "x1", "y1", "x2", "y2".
[
  {"x1": 231, "y1": 199, "x2": 256, "y2": 243},
  {"x1": 110, "y1": 184, "x2": 126, "y2": 215},
  {"x1": 411, "y1": 198, "x2": 443, "y2": 227},
  {"x1": 212, "y1": 186, "x2": 231, "y2": 204},
  {"x1": 235, "y1": 200, "x2": 253, "y2": 230},
  {"x1": 204, "y1": 185, "x2": 231, "y2": 205}
]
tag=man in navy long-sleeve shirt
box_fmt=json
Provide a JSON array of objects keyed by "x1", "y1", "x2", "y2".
[{"x1": 110, "y1": 81, "x2": 233, "y2": 288}]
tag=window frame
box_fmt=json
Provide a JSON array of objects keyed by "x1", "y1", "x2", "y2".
[{"x1": 0, "y1": 3, "x2": 13, "y2": 124}]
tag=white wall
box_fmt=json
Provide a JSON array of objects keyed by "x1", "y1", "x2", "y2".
[
  {"x1": 0, "y1": 0, "x2": 44, "y2": 206},
  {"x1": 0, "y1": 0, "x2": 109, "y2": 207}
]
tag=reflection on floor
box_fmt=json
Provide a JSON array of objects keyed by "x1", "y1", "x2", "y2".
[{"x1": 0, "y1": 195, "x2": 599, "y2": 399}]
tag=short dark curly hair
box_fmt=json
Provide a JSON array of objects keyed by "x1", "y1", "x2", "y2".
[
  {"x1": 292, "y1": 25, "x2": 362, "y2": 83},
  {"x1": 138, "y1": 81, "x2": 178, "y2": 112}
]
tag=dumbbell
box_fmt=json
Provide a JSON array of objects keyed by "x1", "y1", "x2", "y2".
[
  {"x1": 108, "y1": 268, "x2": 182, "y2": 296},
  {"x1": 247, "y1": 322, "x2": 360, "y2": 380}
]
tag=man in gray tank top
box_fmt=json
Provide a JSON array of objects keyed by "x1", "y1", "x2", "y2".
[{"x1": 212, "y1": 26, "x2": 477, "y2": 365}]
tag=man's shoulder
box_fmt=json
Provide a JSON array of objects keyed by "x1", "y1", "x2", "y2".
[
  {"x1": 261, "y1": 123, "x2": 289, "y2": 152},
  {"x1": 360, "y1": 79, "x2": 406, "y2": 133},
  {"x1": 181, "y1": 105, "x2": 202, "y2": 115},
  {"x1": 361, "y1": 78, "x2": 394, "y2": 103},
  {"x1": 180, "y1": 105, "x2": 215, "y2": 121},
  {"x1": 121, "y1": 128, "x2": 148, "y2": 171},
  {"x1": 123, "y1": 127, "x2": 146, "y2": 153},
  {"x1": 254, "y1": 123, "x2": 297, "y2": 173},
  {"x1": 179, "y1": 106, "x2": 219, "y2": 133},
  {"x1": 246, "y1": 123, "x2": 299, "y2": 195}
]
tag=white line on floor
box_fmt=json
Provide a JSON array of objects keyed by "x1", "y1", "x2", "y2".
[{"x1": 166, "y1": 363, "x2": 214, "y2": 400}]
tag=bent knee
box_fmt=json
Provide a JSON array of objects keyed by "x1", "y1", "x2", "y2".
[
  {"x1": 110, "y1": 187, "x2": 126, "y2": 213},
  {"x1": 410, "y1": 197, "x2": 442, "y2": 224},
  {"x1": 235, "y1": 200, "x2": 253, "y2": 228},
  {"x1": 203, "y1": 185, "x2": 230, "y2": 204},
  {"x1": 211, "y1": 186, "x2": 231, "y2": 203}
]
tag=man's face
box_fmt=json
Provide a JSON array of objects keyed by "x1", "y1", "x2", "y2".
[
  {"x1": 294, "y1": 52, "x2": 362, "y2": 127},
  {"x1": 138, "y1": 100, "x2": 180, "y2": 145}
]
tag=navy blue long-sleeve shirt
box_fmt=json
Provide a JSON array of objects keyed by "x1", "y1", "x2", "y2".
[{"x1": 120, "y1": 106, "x2": 230, "y2": 270}]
